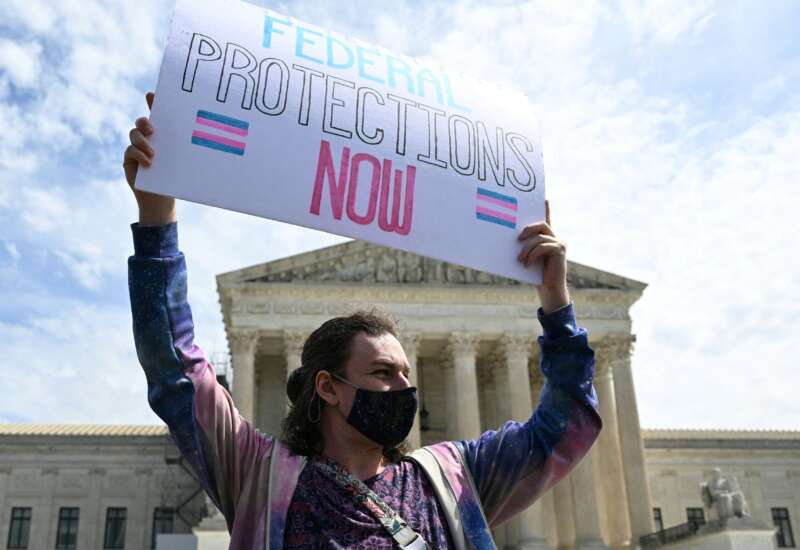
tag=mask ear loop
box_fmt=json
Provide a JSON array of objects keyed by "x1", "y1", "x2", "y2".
[{"x1": 307, "y1": 392, "x2": 322, "y2": 423}]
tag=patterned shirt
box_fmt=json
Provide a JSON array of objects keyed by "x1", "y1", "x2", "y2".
[{"x1": 284, "y1": 456, "x2": 455, "y2": 549}]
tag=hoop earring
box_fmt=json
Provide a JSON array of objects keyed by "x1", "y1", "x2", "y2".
[{"x1": 307, "y1": 393, "x2": 322, "y2": 423}]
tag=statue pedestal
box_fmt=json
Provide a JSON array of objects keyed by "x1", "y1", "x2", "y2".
[
  {"x1": 574, "y1": 537, "x2": 609, "y2": 550},
  {"x1": 154, "y1": 534, "x2": 195, "y2": 550},
  {"x1": 518, "y1": 535, "x2": 554, "y2": 549},
  {"x1": 668, "y1": 517, "x2": 776, "y2": 550},
  {"x1": 191, "y1": 513, "x2": 231, "y2": 549},
  {"x1": 154, "y1": 515, "x2": 230, "y2": 550},
  {"x1": 155, "y1": 532, "x2": 231, "y2": 550}
]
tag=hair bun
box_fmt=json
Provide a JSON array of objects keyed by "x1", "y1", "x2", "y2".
[{"x1": 286, "y1": 366, "x2": 308, "y2": 404}]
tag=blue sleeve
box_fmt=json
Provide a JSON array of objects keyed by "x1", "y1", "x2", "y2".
[
  {"x1": 455, "y1": 302, "x2": 603, "y2": 526},
  {"x1": 128, "y1": 222, "x2": 271, "y2": 527}
]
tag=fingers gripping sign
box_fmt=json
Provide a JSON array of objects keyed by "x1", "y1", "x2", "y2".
[
  {"x1": 123, "y1": 93, "x2": 155, "y2": 190},
  {"x1": 517, "y1": 200, "x2": 569, "y2": 311},
  {"x1": 123, "y1": 92, "x2": 176, "y2": 226}
]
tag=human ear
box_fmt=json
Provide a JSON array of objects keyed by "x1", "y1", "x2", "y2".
[{"x1": 315, "y1": 370, "x2": 339, "y2": 406}]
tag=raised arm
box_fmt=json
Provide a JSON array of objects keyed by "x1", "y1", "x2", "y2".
[
  {"x1": 455, "y1": 302, "x2": 601, "y2": 526},
  {"x1": 124, "y1": 93, "x2": 272, "y2": 528},
  {"x1": 455, "y1": 202, "x2": 602, "y2": 526}
]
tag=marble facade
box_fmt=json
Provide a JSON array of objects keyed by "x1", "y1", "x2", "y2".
[
  {"x1": 1, "y1": 241, "x2": 797, "y2": 549},
  {"x1": 0, "y1": 425, "x2": 205, "y2": 550},
  {"x1": 214, "y1": 240, "x2": 652, "y2": 548}
]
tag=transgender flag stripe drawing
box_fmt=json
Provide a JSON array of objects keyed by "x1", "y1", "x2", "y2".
[
  {"x1": 191, "y1": 110, "x2": 249, "y2": 156},
  {"x1": 475, "y1": 187, "x2": 518, "y2": 229}
]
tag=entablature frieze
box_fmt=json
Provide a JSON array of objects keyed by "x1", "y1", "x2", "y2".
[{"x1": 219, "y1": 286, "x2": 634, "y2": 322}]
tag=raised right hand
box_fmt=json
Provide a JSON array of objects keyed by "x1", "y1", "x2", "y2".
[{"x1": 123, "y1": 91, "x2": 176, "y2": 225}]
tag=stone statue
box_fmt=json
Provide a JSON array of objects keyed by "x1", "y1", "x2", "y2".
[
  {"x1": 398, "y1": 252, "x2": 423, "y2": 283},
  {"x1": 375, "y1": 253, "x2": 398, "y2": 283},
  {"x1": 700, "y1": 468, "x2": 749, "y2": 521}
]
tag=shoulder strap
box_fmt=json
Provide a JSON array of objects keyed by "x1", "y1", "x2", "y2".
[
  {"x1": 409, "y1": 444, "x2": 497, "y2": 550},
  {"x1": 313, "y1": 458, "x2": 428, "y2": 549},
  {"x1": 408, "y1": 447, "x2": 470, "y2": 550}
]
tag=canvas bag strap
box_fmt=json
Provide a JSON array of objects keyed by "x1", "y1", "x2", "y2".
[{"x1": 313, "y1": 459, "x2": 428, "y2": 549}]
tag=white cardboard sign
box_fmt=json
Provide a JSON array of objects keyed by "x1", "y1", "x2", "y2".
[{"x1": 137, "y1": 0, "x2": 546, "y2": 283}]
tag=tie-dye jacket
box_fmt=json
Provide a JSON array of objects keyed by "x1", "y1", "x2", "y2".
[{"x1": 128, "y1": 222, "x2": 602, "y2": 549}]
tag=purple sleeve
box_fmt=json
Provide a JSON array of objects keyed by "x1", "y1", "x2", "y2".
[
  {"x1": 128, "y1": 222, "x2": 272, "y2": 528},
  {"x1": 455, "y1": 303, "x2": 603, "y2": 526}
]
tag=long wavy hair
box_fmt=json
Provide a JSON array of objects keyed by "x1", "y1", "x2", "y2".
[{"x1": 280, "y1": 310, "x2": 408, "y2": 463}]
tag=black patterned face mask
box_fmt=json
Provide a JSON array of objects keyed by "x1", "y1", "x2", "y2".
[{"x1": 332, "y1": 373, "x2": 418, "y2": 448}]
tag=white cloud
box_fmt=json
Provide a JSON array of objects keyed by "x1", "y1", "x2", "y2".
[
  {"x1": 0, "y1": 303, "x2": 158, "y2": 424},
  {"x1": 618, "y1": 0, "x2": 716, "y2": 46},
  {"x1": 1, "y1": 0, "x2": 798, "y2": 432},
  {"x1": 11, "y1": 178, "x2": 138, "y2": 290},
  {"x1": 0, "y1": 0, "x2": 169, "y2": 171},
  {"x1": 631, "y1": 102, "x2": 800, "y2": 429},
  {"x1": 0, "y1": 0, "x2": 56, "y2": 33},
  {"x1": 0, "y1": 39, "x2": 43, "y2": 88},
  {"x1": 0, "y1": 240, "x2": 20, "y2": 273}
]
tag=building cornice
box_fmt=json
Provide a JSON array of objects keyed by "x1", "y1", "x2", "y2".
[{"x1": 643, "y1": 428, "x2": 800, "y2": 450}]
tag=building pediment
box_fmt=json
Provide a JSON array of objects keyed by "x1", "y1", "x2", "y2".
[{"x1": 217, "y1": 240, "x2": 646, "y2": 292}]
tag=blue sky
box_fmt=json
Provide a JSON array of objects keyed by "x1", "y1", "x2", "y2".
[{"x1": 1, "y1": 0, "x2": 798, "y2": 430}]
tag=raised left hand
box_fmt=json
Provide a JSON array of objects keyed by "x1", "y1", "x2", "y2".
[{"x1": 517, "y1": 200, "x2": 569, "y2": 312}]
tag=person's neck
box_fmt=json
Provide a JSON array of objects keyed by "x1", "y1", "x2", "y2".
[{"x1": 320, "y1": 415, "x2": 385, "y2": 480}]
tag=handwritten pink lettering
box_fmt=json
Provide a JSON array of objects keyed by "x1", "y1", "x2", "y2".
[{"x1": 310, "y1": 140, "x2": 415, "y2": 235}]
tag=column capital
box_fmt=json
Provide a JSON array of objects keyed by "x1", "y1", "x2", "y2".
[
  {"x1": 497, "y1": 333, "x2": 534, "y2": 358},
  {"x1": 594, "y1": 359, "x2": 613, "y2": 379},
  {"x1": 594, "y1": 334, "x2": 636, "y2": 361},
  {"x1": 283, "y1": 329, "x2": 308, "y2": 356},
  {"x1": 398, "y1": 331, "x2": 421, "y2": 353},
  {"x1": 227, "y1": 329, "x2": 259, "y2": 355},
  {"x1": 284, "y1": 330, "x2": 309, "y2": 375},
  {"x1": 446, "y1": 332, "x2": 480, "y2": 358}
]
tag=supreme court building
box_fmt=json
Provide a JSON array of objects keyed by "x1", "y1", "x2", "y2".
[{"x1": 1, "y1": 241, "x2": 798, "y2": 549}]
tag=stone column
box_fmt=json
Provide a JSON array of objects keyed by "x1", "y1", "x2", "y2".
[
  {"x1": 660, "y1": 470, "x2": 681, "y2": 528},
  {"x1": 229, "y1": 330, "x2": 259, "y2": 421},
  {"x1": 130, "y1": 468, "x2": 152, "y2": 549},
  {"x1": 553, "y1": 473, "x2": 576, "y2": 548},
  {"x1": 0, "y1": 468, "x2": 9, "y2": 544},
  {"x1": 33, "y1": 468, "x2": 58, "y2": 550},
  {"x1": 531, "y1": 362, "x2": 559, "y2": 547},
  {"x1": 607, "y1": 334, "x2": 655, "y2": 542},
  {"x1": 445, "y1": 333, "x2": 482, "y2": 440},
  {"x1": 498, "y1": 334, "x2": 552, "y2": 550},
  {"x1": 744, "y1": 469, "x2": 768, "y2": 524},
  {"x1": 283, "y1": 330, "x2": 308, "y2": 412},
  {"x1": 283, "y1": 330, "x2": 307, "y2": 375},
  {"x1": 400, "y1": 332, "x2": 422, "y2": 449},
  {"x1": 570, "y1": 439, "x2": 610, "y2": 549},
  {"x1": 83, "y1": 467, "x2": 105, "y2": 549},
  {"x1": 789, "y1": 470, "x2": 800, "y2": 540},
  {"x1": 490, "y1": 358, "x2": 511, "y2": 548},
  {"x1": 592, "y1": 346, "x2": 633, "y2": 550}
]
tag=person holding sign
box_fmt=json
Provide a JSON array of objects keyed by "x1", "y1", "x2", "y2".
[{"x1": 125, "y1": 92, "x2": 601, "y2": 549}]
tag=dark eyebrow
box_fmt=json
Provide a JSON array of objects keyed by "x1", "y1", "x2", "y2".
[{"x1": 371, "y1": 360, "x2": 410, "y2": 374}]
